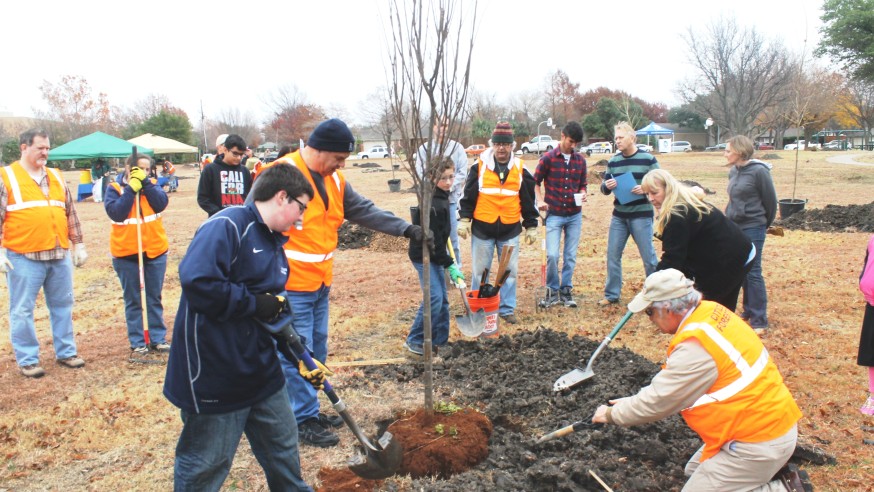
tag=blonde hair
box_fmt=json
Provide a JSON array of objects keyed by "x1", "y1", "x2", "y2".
[
  {"x1": 641, "y1": 169, "x2": 712, "y2": 235},
  {"x1": 614, "y1": 121, "x2": 636, "y2": 142},
  {"x1": 726, "y1": 135, "x2": 755, "y2": 161}
]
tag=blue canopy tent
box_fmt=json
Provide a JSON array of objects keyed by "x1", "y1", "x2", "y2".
[{"x1": 635, "y1": 122, "x2": 674, "y2": 151}]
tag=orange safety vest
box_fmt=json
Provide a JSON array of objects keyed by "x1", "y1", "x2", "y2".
[
  {"x1": 282, "y1": 151, "x2": 345, "y2": 291},
  {"x1": 0, "y1": 162, "x2": 69, "y2": 253},
  {"x1": 473, "y1": 157, "x2": 523, "y2": 224},
  {"x1": 667, "y1": 301, "x2": 801, "y2": 462},
  {"x1": 108, "y1": 181, "x2": 168, "y2": 258}
]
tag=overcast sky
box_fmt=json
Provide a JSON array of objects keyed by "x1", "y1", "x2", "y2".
[{"x1": 2, "y1": 0, "x2": 828, "y2": 127}]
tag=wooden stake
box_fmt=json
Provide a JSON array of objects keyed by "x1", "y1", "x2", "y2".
[{"x1": 588, "y1": 469, "x2": 613, "y2": 492}]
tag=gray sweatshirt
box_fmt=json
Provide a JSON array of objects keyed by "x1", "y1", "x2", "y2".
[{"x1": 725, "y1": 160, "x2": 778, "y2": 229}]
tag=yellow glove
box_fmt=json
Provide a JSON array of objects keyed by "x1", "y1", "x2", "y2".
[
  {"x1": 457, "y1": 218, "x2": 471, "y2": 239},
  {"x1": 299, "y1": 359, "x2": 334, "y2": 390},
  {"x1": 129, "y1": 166, "x2": 147, "y2": 193},
  {"x1": 524, "y1": 227, "x2": 538, "y2": 245}
]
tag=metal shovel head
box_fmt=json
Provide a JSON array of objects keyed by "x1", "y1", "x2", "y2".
[
  {"x1": 456, "y1": 308, "x2": 486, "y2": 337},
  {"x1": 347, "y1": 430, "x2": 404, "y2": 479},
  {"x1": 553, "y1": 367, "x2": 594, "y2": 392}
]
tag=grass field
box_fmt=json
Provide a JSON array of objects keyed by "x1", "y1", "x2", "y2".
[{"x1": 1, "y1": 148, "x2": 873, "y2": 491}]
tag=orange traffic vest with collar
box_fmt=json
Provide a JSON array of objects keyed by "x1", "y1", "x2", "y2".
[
  {"x1": 108, "y1": 181, "x2": 168, "y2": 258},
  {"x1": 473, "y1": 156, "x2": 523, "y2": 224},
  {"x1": 667, "y1": 301, "x2": 801, "y2": 462},
  {"x1": 0, "y1": 162, "x2": 69, "y2": 253},
  {"x1": 283, "y1": 151, "x2": 346, "y2": 291}
]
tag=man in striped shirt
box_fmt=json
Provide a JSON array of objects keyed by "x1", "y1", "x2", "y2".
[
  {"x1": 598, "y1": 121, "x2": 659, "y2": 306},
  {"x1": 533, "y1": 122, "x2": 586, "y2": 308}
]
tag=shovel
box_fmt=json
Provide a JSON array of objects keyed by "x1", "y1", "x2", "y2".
[
  {"x1": 446, "y1": 239, "x2": 486, "y2": 336},
  {"x1": 536, "y1": 418, "x2": 602, "y2": 444},
  {"x1": 259, "y1": 313, "x2": 403, "y2": 479},
  {"x1": 553, "y1": 311, "x2": 633, "y2": 392}
]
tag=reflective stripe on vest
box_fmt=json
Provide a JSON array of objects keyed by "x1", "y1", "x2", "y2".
[
  {"x1": 285, "y1": 250, "x2": 334, "y2": 262},
  {"x1": 110, "y1": 213, "x2": 162, "y2": 225},
  {"x1": 683, "y1": 322, "x2": 770, "y2": 410},
  {"x1": 3, "y1": 167, "x2": 67, "y2": 211}
]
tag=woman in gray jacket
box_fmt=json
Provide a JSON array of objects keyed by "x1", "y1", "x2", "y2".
[{"x1": 724, "y1": 135, "x2": 778, "y2": 331}]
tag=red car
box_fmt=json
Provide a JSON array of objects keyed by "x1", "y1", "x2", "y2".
[{"x1": 757, "y1": 144, "x2": 775, "y2": 150}]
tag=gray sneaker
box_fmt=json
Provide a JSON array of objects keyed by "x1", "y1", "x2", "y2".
[
  {"x1": 150, "y1": 342, "x2": 171, "y2": 353},
  {"x1": 299, "y1": 417, "x2": 340, "y2": 447},
  {"x1": 20, "y1": 364, "x2": 46, "y2": 378},
  {"x1": 560, "y1": 287, "x2": 577, "y2": 308},
  {"x1": 538, "y1": 288, "x2": 561, "y2": 308},
  {"x1": 57, "y1": 355, "x2": 85, "y2": 368}
]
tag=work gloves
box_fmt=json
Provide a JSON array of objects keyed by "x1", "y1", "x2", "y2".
[
  {"x1": 128, "y1": 166, "x2": 147, "y2": 193},
  {"x1": 767, "y1": 226, "x2": 785, "y2": 237},
  {"x1": 448, "y1": 264, "x2": 466, "y2": 289},
  {"x1": 404, "y1": 224, "x2": 435, "y2": 255},
  {"x1": 0, "y1": 248, "x2": 12, "y2": 273},
  {"x1": 298, "y1": 359, "x2": 334, "y2": 391},
  {"x1": 457, "y1": 218, "x2": 471, "y2": 239},
  {"x1": 524, "y1": 227, "x2": 538, "y2": 245},
  {"x1": 254, "y1": 294, "x2": 287, "y2": 321},
  {"x1": 72, "y1": 243, "x2": 88, "y2": 268}
]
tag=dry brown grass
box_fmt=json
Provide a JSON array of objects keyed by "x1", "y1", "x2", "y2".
[{"x1": 1, "y1": 149, "x2": 873, "y2": 490}]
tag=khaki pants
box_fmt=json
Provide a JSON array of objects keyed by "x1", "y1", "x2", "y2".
[{"x1": 683, "y1": 424, "x2": 796, "y2": 491}]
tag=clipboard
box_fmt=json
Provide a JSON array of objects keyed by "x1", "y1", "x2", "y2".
[{"x1": 611, "y1": 172, "x2": 639, "y2": 205}]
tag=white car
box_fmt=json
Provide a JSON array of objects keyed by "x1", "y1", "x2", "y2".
[
  {"x1": 582, "y1": 141, "x2": 613, "y2": 155},
  {"x1": 635, "y1": 143, "x2": 654, "y2": 153},
  {"x1": 357, "y1": 146, "x2": 395, "y2": 159},
  {"x1": 671, "y1": 141, "x2": 692, "y2": 152}
]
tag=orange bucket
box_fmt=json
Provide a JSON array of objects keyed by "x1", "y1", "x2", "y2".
[{"x1": 466, "y1": 291, "x2": 500, "y2": 338}]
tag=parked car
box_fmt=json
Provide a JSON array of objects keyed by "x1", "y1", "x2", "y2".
[
  {"x1": 671, "y1": 141, "x2": 692, "y2": 152},
  {"x1": 823, "y1": 140, "x2": 851, "y2": 150},
  {"x1": 784, "y1": 140, "x2": 806, "y2": 150},
  {"x1": 465, "y1": 144, "x2": 486, "y2": 157},
  {"x1": 582, "y1": 141, "x2": 613, "y2": 155},
  {"x1": 635, "y1": 143, "x2": 654, "y2": 153},
  {"x1": 705, "y1": 143, "x2": 727, "y2": 152},
  {"x1": 263, "y1": 151, "x2": 279, "y2": 163},
  {"x1": 757, "y1": 144, "x2": 775, "y2": 151},
  {"x1": 520, "y1": 135, "x2": 560, "y2": 154},
  {"x1": 357, "y1": 146, "x2": 395, "y2": 159}
]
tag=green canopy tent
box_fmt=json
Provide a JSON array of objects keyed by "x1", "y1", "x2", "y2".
[
  {"x1": 47, "y1": 131, "x2": 153, "y2": 201},
  {"x1": 48, "y1": 131, "x2": 153, "y2": 160}
]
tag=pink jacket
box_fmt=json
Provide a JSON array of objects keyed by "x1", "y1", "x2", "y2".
[{"x1": 861, "y1": 235, "x2": 874, "y2": 305}]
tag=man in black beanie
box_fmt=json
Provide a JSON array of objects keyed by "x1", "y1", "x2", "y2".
[{"x1": 269, "y1": 118, "x2": 432, "y2": 447}]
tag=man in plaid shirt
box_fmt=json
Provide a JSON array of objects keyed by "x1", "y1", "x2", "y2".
[{"x1": 533, "y1": 122, "x2": 586, "y2": 308}]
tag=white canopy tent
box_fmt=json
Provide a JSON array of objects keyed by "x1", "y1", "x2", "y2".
[{"x1": 127, "y1": 133, "x2": 198, "y2": 155}]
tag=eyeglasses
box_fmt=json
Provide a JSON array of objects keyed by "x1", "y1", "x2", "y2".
[
  {"x1": 494, "y1": 142, "x2": 513, "y2": 148},
  {"x1": 229, "y1": 150, "x2": 246, "y2": 157},
  {"x1": 291, "y1": 197, "x2": 308, "y2": 213},
  {"x1": 644, "y1": 307, "x2": 655, "y2": 317}
]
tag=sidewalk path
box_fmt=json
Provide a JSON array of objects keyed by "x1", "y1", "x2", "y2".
[{"x1": 825, "y1": 153, "x2": 874, "y2": 167}]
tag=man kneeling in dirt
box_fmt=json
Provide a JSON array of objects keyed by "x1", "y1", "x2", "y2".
[{"x1": 593, "y1": 269, "x2": 809, "y2": 491}]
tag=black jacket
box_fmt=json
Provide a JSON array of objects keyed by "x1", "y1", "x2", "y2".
[
  {"x1": 656, "y1": 204, "x2": 752, "y2": 295},
  {"x1": 409, "y1": 188, "x2": 453, "y2": 267},
  {"x1": 196, "y1": 154, "x2": 254, "y2": 216}
]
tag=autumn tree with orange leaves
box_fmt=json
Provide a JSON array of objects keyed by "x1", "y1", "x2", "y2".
[{"x1": 37, "y1": 75, "x2": 114, "y2": 142}]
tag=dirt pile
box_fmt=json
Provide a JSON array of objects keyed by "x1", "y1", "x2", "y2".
[
  {"x1": 779, "y1": 202, "x2": 874, "y2": 233},
  {"x1": 337, "y1": 221, "x2": 374, "y2": 249},
  {"x1": 355, "y1": 329, "x2": 702, "y2": 490}
]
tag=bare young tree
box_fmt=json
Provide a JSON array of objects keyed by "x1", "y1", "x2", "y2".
[
  {"x1": 678, "y1": 17, "x2": 793, "y2": 138},
  {"x1": 387, "y1": 0, "x2": 478, "y2": 414}
]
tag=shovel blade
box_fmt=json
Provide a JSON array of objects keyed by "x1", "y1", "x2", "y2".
[
  {"x1": 347, "y1": 431, "x2": 404, "y2": 479},
  {"x1": 553, "y1": 367, "x2": 593, "y2": 392},
  {"x1": 456, "y1": 308, "x2": 486, "y2": 337}
]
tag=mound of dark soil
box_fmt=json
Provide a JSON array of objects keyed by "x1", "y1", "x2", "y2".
[
  {"x1": 337, "y1": 221, "x2": 374, "y2": 249},
  {"x1": 357, "y1": 329, "x2": 701, "y2": 490},
  {"x1": 779, "y1": 201, "x2": 874, "y2": 233}
]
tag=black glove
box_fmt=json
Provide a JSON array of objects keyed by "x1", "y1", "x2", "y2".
[
  {"x1": 404, "y1": 224, "x2": 435, "y2": 256},
  {"x1": 271, "y1": 333, "x2": 296, "y2": 361},
  {"x1": 254, "y1": 294, "x2": 285, "y2": 321}
]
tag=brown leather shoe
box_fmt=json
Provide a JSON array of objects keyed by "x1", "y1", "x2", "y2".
[
  {"x1": 57, "y1": 356, "x2": 85, "y2": 368},
  {"x1": 779, "y1": 464, "x2": 813, "y2": 492},
  {"x1": 20, "y1": 364, "x2": 46, "y2": 378}
]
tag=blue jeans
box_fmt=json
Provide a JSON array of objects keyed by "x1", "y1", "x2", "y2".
[
  {"x1": 448, "y1": 202, "x2": 461, "y2": 267},
  {"x1": 545, "y1": 212, "x2": 582, "y2": 291},
  {"x1": 6, "y1": 250, "x2": 78, "y2": 367},
  {"x1": 174, "y1": 387, "x2": 312, "y2": 492},
  {"x1": 112, "y1": 254, "x2": 168, "y2": 348},
  {"x1": 741, "y1": 226, "x2": 768, "y2": 327},
  {"x1": 279, "y1": 285, "x2": 330, "y2": 424},
  {"x1": 470, "y1": 234, "x2": 520, "y2": 316},
  {"x1": 604, "y1": 216, "x2": 658, "y2": 301},
  {"x1": 407, "y1": 261, "x2": 450, "y2": 348}
]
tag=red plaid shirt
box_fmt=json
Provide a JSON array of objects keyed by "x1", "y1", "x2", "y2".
[{"x1": 533, "y1": 147, "x2": 587, "y2": 216}]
